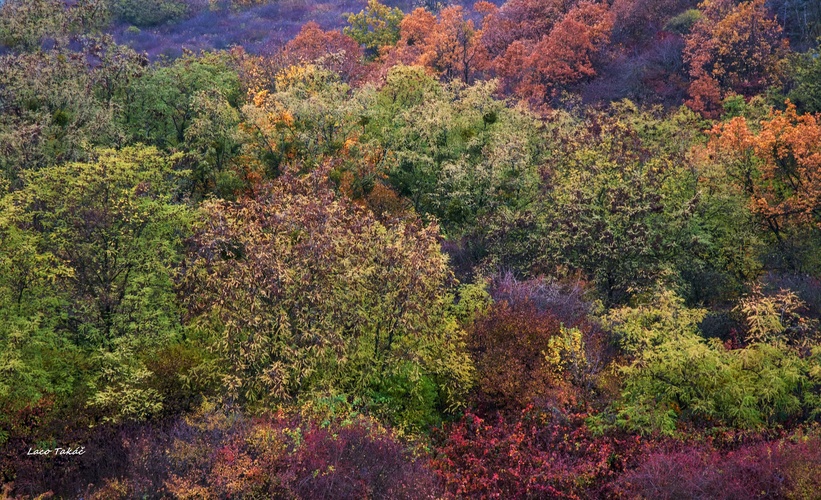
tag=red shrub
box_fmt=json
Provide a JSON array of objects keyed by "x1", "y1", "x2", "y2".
[
  {"x1": 476, "y1": 0, "x2": 614, "y2": 105},
  {"x1": 619, "y1": 438, "x2": 821, "y2": 499},
  {"x1": 684, "y1": 0, "x2": 788, "y2": 117},
  {"x1": 468, "y1": 300, "x2": 571, "y2": 412},
  {"x1": 432, "y1": 407, "x2": 643, "y2": 499},
  {"x1": 469, "y1": 275, "x2": 612, "y2": 414},
  {"x1": 0, "y1": 397, "x2": 137, "y2": 499},
  {"x1": 290, "y1": 422, "x2": 439, "y2": 499}
]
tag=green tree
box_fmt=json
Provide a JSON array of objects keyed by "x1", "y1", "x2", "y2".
[
  {"x1": 0, "y1": 38, "x2": 145, "y2": 184},
  {"x1": 344, "y1": 0, "x2": 404, "y2": 58},
  {"x1": 535, "y1": 103, "x2": 703, "y2": 303},
  {"x1": 108, "y1": 0, "x2": 189, "y2": 27},
  {"x1": 788, "y1": 41, "x2": 821, "y2": 114},
  {"x1": 363, "y1": 65, "x2": 543, "y2": 236},
  {"x1": 0, "y1": 146, "x2": 193, "y2": 423},
  {"x1": 0, "y1": 213, "x2": 78, "y2": 437},
  {"x1": 241, "y1": 64, "x2": 362, "y2": 178},
  {"x1": 0, "y1": 0, "x2": 110, "y2": 50},
  {"x1": 184, "y1": 88, "x2": 242, "y2": 198},
  {"x1": 121, "y1": 51, "x2": 241, "y2": 149}
]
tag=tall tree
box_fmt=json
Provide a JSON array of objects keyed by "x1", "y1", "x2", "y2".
[
  {"x1": 181, "y1": 164, "x2": 473, "y2": 428},
  {"x1": 0, "y1": 146, "x2": 192, "y2": 423}
]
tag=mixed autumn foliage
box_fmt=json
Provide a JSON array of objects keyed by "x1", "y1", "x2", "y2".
[{"x1": 3, "y1": 0, "x2": 821, "y2": 498}]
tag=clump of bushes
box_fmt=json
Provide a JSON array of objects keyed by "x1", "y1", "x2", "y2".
[
  {"x1": 618, "y1": 438, "x2": 821, "y2": 499},
  {"x1": 90, "y1": 402, "x2": 440, "y2": 499},
  {"x1": 432, "y1": 406, "x2": 643, "y2": 499},
  {"x1": 108, "y1": 0, "x2": 190, "y2": 27},
  {"x1": 665, "y1": 9, "x2": 702, "y2": 35}
]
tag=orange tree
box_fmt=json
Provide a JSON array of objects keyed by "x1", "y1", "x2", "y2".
[
  {"x1": 282, "y1": 22, "x2": 365, "y2": 84},
  {"x1": 476, "y1": 0, "x2": 613, "y2": 106},
  {"x1": 708, "y1": 103, "x2": 821, "y2": 268}
]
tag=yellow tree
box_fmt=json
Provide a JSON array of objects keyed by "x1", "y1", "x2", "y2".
[{"x1": 181, "y1": 164, "x2": 473, "y2": 428}]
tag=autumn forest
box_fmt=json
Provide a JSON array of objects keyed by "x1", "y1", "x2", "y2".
[{"x1": 2, "y1": 0, "x2": 821, "y2": 498}]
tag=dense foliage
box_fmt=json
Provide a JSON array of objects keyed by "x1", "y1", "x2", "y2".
[{"x1": 2, "y1": 0, "x2": 821, "y2": 498}]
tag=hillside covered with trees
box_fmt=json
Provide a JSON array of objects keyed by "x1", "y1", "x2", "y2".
[{"x1": 2, "y1": 0, "x2": 821, "y2": 498}]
